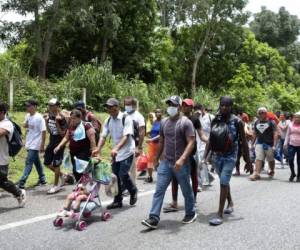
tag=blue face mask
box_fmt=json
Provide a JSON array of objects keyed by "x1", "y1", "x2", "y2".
[
  {"x1": 125, "y1": 105, "x2": 134, "y2": 113},
  {"x1": 73, "y1": 122, "x2": 86, "y2": 141}
]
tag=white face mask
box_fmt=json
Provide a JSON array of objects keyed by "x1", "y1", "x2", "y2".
[
  {"x1": 125, "y1": 105, "x2": 134, "y2": 113},
  {"x1": 167, "y1": 106, "x2": 178, "y2": 117}
]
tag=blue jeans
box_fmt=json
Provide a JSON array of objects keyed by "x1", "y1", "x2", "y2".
[
  {"x1": 19, "y1": 150, "x2": 46, "y2": 186},
  {"x1": 149, "y1": 160, "x2": 195, "y2": 222},
  {"x1": 278, "y1": 138, "x2": 287, "y2": 161},
  {"x1": 112, "y1": 155, "x2": 136, "y2": 203},
  {"x1": 212, "y1": 153, "x2": 237, "y2": 186}
]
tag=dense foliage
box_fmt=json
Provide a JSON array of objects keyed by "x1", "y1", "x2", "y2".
[{"x1": 1, "y1": 1, "x2": 300, "y2": 116}]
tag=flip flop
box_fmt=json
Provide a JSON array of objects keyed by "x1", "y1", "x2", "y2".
[{"x1": 163, "y1": 204, "x2": 179, "y2": 213}]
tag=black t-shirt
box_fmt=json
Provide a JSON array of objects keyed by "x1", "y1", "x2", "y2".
[
  {"x1": 254, "y1": 120, "x2": 276, "y2": 146},
  {"x1": 47, "y1": 113, "x2": 67, "y2": 146}
]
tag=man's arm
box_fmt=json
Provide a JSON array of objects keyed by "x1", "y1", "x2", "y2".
[
  {"x1": 0, "y1": 128, "x2": 9, "y2": 137},
  {"x1": 40, "y1": 131, "x2": 46, "y2": 152},
  {"x1": 154, "y1": 136, "x2": 164, "y2": 167},
  {"x1": 273, "y1": 123, "x2": 279, "y2": 150},
  {"x1": 196, "y1": 128, "x2": 208, "y2": 143},
  {"x1": 175, "y1": 136, "x2": 195, "y2": 171},
  {"x1": 138, "y1": 126, "x2": 145, "y2": 151},
  {"x1": 86, "y1": 128, "x2": 96, "y2": 152}
]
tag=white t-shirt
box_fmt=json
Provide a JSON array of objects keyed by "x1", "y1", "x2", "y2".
[
  {"x1": 0, "y1": 117, "x2": 14, "y2": 165},
  {"x1": 101, "y1": 112, "x2": 135, "y2": 162},
  {"x1": 198, "y1": 113, "x2": 215, "y2": 151},
  {"x1": 127, "y1": 110, "x2": 145, "y2": 127},
  {"x1": 24, "y1": 113, "x2": 46, "y2": 150}
]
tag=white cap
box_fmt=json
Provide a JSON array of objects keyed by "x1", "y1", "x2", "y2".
[
  {"x1": 48, "y1": 98, "x2": 60, "y2": 106},
  {"x1": 257, "y1": 107, "x2": 267, "y2": 114}
]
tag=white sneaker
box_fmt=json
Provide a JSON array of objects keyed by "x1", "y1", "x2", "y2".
[
  {"x1": 17, "y1": 189, "x2": 26, "y2": 208},
  {"x1": 47, "y1": 186, "x2": 61, "y2": 194},
  {"x1": 57, "y1": 209, "x2": 68, "y2": 217}
]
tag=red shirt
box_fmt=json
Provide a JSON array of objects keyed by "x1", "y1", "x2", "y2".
[{"x1": 68, "y1": 123, "x2": 92, "y2": 154}]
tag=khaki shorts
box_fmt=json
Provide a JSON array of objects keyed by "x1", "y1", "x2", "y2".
[{"x1": 255, "y1": 144, "x2": 274, "y2": 162}]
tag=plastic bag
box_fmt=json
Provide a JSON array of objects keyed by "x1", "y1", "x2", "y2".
[
  {"x1": 75, "y1": 157, "x2": 89, "y2": 173},
  {"x1": 136, "y1": 154, "x2": 148, "y2": 172},
  {"x1": 62, "y1": 153, "x2": 72, "y2": 170},
  {"x1": 92, "y1": 161, "x2": 112, "y2": 185},
  {"x1": 105, "y1": 174, "x2": 119, "y2": 197}
]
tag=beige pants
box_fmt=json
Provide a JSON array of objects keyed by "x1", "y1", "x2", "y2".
[{"x1": 129, "y1": 156, "x2": 137, "y2": 185}]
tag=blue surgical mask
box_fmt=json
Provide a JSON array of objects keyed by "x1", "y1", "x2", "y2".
[
  {"x1": 125, "y1": 105, "x2": 134, "y2": 113},
  {"x1": 167, "y1": 106, "x2": 178, "y2": 117}
]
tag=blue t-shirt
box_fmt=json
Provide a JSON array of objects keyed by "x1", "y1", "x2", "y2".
[{"x1": 150, "y1": 121, "x2": 161, "y2": 140}]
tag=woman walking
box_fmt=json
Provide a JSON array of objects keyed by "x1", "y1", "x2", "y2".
[{"x1": 284, "y1": 112, "x2": 300, "y2": 182}]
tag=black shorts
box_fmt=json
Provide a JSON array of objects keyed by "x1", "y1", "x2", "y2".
[{"x1": 44, "y1": 144, "x2": 65, "y2": 167}]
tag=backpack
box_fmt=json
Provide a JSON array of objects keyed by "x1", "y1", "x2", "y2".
[
  {"x1": 209, "y1": 115, "x2": 239, "y2": 154},
  {"x1": 6, "y1": 118, "x2": 23, "y2": 158},
  {"x1": 107, "y1": 114, "x2": 139, "y2": 144},
  {"x1": 86, "y1": 111, "x2": 102, "y2": 143}
]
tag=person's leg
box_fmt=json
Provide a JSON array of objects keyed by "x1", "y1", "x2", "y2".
[
  {"x1": 226, "y1": 185, "x2": 233, "y2": 208},
  {"x1": 234, "y1": 146, "x2": 242, "y2": 175},
  {"x1": 171, "y1": 177, "x2": 178, "y2": 203},
  {"x1": 251, "y1": 144, "x2": 264, "y2": 180},
  {"x1": 0, "y1": 165, "x2": 22, "y2": 197},
  {"x1": 19, "y1": 150, "x2": 35, "y2": 188},
  {"x1": 174, "y1": 163, "x2": 195, "y2": 217},
  {"x1": 190, "y1": 156, "x2": 198, "y2": 199},
  {"x1": 32, "y1": 150, "x2": 46, "y2": 183},
  {"x1": 288, "y1": 145, "x2": 296, "y2": 180},
  {"x1": 73, "y1": 194, "x2": 88, "y2": 211},
  {"x1": 119, "y1": 155, "x2": 137, "y2": 195},
  {"x1": 149, "y1": 160, "x2": 173, "y2": 222}
]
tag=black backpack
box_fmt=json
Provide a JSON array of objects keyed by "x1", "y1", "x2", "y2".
[
  {"x1": 6, "y1": 119, "x2": 23, "y2": 157},
  {"x1": 209, "y1": 115, "x2": 238, "y2": 153}
]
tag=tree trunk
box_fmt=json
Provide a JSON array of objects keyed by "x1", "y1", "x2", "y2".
[
  {"x1": 100, "y1": 38, "x2": 108, "y2": 63},
  {"x1": 191, "y1": 28, "x2": 211, "y2": 98}
]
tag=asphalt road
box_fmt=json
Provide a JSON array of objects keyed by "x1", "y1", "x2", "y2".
[{"x1": 0, "y1": 164, "x2": 300, "y2": 250}]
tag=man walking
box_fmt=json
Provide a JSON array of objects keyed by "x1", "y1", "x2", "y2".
[
  {"x1": 250, "y1": 107, "x2": 278, "y2": 181},
  {"x1": 18, "y1": 100, "x2": 47, "y2": 189},
  {"x1": 142, "y1": 96, "x2": 197, "y2": 229},
  {"x1": 204, "y1": 96, "x2": 252, "y2": 226},
  {"x1": 93, "y1": 98, "x2": 138, "y2": 209},
  {"x1": 0, "y1": 102, "x2": 26, "y2": 207},
  {"x1": 44, "y1": 98, "x2": 68, "y2": 194}
]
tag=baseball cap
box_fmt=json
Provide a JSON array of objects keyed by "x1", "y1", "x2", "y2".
[
  {"x1": 25, "y1": 99, "x2": 38, "y2": 107},
  {"x1": 75, "y1": 100, "x2": 85, "y2": 109},
  {"x1": 257, "y1": 107, "x2": 267, "y2": 114},
  {"x1": 48, "y1": 98, "x2": 60, "y2": 106},
  {"x1": 182, "y1": 99, "x2": 194, "y2": 107},
  {"x1": 166, "y1": 96, "x2": 182, "y2": 106},
  {"x1": 104, "y1": 98, "x2": 120, "y2": 107}
]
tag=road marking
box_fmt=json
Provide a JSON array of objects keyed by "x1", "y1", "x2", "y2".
[{"x1": 0, "y1": 189, "x2": 157, "y2": 232}]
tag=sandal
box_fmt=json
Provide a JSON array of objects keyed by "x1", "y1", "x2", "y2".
[
  {"x1": 163, "y1": 203, "x2": 179, "y2": 213},
  {"x1": 249, "y1": 175, "x2": 261, "y2": 181},
  {"x1": 224, "y1": 206, "x2": 234, "y2": 215},
  {"x1": 209, "y1": 216, "x2": 223, "y2": 226}
]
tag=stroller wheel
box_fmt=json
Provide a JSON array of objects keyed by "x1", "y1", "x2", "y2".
[
  {"x1": 102, "y1": 212, "x2": 111, "y2": 221},
  {"x1": 76, "y1": 221, "x2": 87, "y2": 231},
  {"x1": 83, "y1": 212, "x2": 92, "y2": 218},
  {"x1": 53, "y1": 217, "x2": 63, "y2": 227}
]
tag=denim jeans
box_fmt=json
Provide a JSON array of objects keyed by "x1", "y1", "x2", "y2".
[
  {"x1": 288, "y1": 145, "x2": 300, "y2": 177},
  {"x1": 112, "y1": 154, "x2": 137, "y2": 203},
  {"x1": 278, "y1": 138, "x2": 287, "y2": 161},
  {"x1": 19, "y1": 150, "x2": 46, "y2": 187},
  {"x1": 149, "y1": 160, "x2": 195, "y2": 222}
]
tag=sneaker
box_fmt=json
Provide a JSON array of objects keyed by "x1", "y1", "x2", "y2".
[
  {"x1": 57, "y1": 209, "x2": 69, "y2": 217},
  {"x1": 182, "y1": 213, "x2": 197, "y2": 224},
  {"x1": 163, "y1": 203, "x2": 179, "y2": 213},
  {"x1": 16, "y1": 189, "x2": 26, "y2": 208},
  {"x1": 107, "y1": 202, "x2": 123, "y2": 210},
  {"x1": 144, "y1": 176, "x2": 153, "y2": 183},
  {"x1": 130, "y1": 190, "x2": 138, "y2": 206},
  {"x1": 141, "y1": 218, "x2": 158, "y2": 229},
  {"x1": 47, "y1": 186, "x2": 61, "y2": 194},
  {"x1": 224, "y1": 206, "x2": 234, "y2": 214},
  {"x1": 34, "y1": 180, "x2": 47, "y2": 187},
  {"x1": 138, "y1": 170, "x2": 147, "y2": 177}
]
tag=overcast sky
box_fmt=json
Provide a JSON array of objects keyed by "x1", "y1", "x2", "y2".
[{"x1": 1, "y1": 0, "x2": 300, "y2": 51}]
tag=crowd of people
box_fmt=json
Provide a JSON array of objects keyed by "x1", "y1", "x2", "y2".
[{"x1": 0, "y1": 94, "x2": 299, "y2": 229}]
